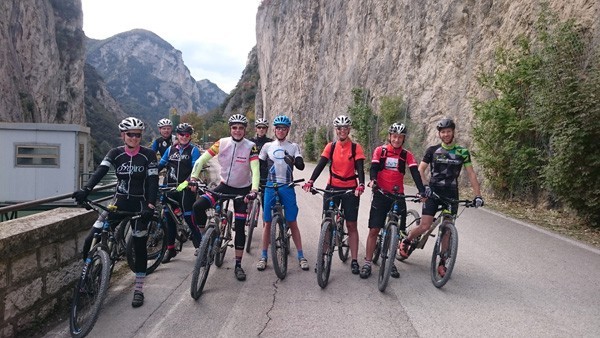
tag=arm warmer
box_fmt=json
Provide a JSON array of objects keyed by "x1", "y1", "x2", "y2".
[
  {"x1": 190, "y1": 151, "x2": 213, "y2": 179},
  {"x1": 369, "y1": 162, "x2": 382, "y2": 181},
  {"x1": 251, "y1": 160, "x2": 260, "y2": 191},
  {"x1": 84, "y1": 165, "x2": 110, "y2": 190},
  {"x1": 355, "y1": 159, "x2": 365, "y2": 185},
  {"x1": 410, "y1": 166, "x2": 426, "y2": 193},
  {"x1": 309, "y1": 156, "x2": 329, "y2": 181},
  {"x1": 294, "y1": 157, "x2": 305, "y2": 170}
]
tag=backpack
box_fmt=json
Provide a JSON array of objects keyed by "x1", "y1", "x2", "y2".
[
  {"x1": 328, "y1": 141, "x2": 358, "y2": 181},
  {"x1": 379, "y1": 146, "x2": 407, "y2": 175}
]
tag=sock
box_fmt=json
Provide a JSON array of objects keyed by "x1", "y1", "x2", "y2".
[
  {"x1": 235, "y1": 256, "x2": 242, "y2": 267},
  {"x1": 135, "y1": 272, "x2": 146, "y2": 292},
  {"x1": 297, "y1": 250, "x2": 304, "y2": 260},
  {"x1": 262, "y1": 249, "x2": 268, "y2": 259}
]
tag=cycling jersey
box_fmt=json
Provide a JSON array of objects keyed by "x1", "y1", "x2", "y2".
[
  {"x1": 371, "y1": 144, "x2": 418, "y2": 194},
  {"x1": 260, "y1": 140, "x2": 302, "y2": 184},
  {"x1": 151, "y1": 135, "x2": 176, "y2": 157},
  {"x1": 320, "y1": 140, "x2": 366, "y2": 188},
  {"x1": 191, "y1": 137, "x2": 260, "y2": 189},
  {"x1": 423, "y1": 143, "x2": 473, "y2": 189},
  {"x1": 85, "y1": 146, "x2": 159, "y2": 202},
  {"x1": 250, "y1": 134, "x2": 273, "y2": 182},
  {"x1": 159, "y1": 142, "x2": 201, "y2": 184}
]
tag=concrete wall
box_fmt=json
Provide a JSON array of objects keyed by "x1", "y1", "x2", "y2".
[{"x1": 0, "y1": 208, "x2": 95, "y2": 337}]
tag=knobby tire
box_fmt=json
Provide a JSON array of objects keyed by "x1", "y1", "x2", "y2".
[
  {"x1": 336, "y1": 216, "x2": 350, "y2": 262},
  {"x1": 378, "y1": 224, "x2": 399, "y2": 292},
  {"x1": 191, "y1": 227, "x2": 216, "y2": 299},
  {"x1": 431, "y1": 222, "x2": 458, "y2": 288},
  {"x1": 270, "y1": 213, "x2": 287, "y2": 279},
  {"x1": 316, "y1": 219, "x2": 334, "y2": 288}
]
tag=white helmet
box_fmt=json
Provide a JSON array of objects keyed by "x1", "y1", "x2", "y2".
[
  {"x1": 157, "y1": 118, "x2": 173, "y2": 128},
  {"x1": 333, "y1": 115, "x2": 352, "y2": 127},
  {"x1": 119, "y1": 117, "x2": 145, "y2": 132},
  {"x1": 388, "y1": 123, "x2": 407, "y2": 135},
  {"x1": 255, "y1": 117, "x2": 268, "y2": 127},
  {"x1": 228, "y1": 114, "x2": 248, "y2": 126}
]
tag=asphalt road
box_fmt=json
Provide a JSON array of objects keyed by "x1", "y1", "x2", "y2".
[{"x1": 45, "y1": 162, "x2": 600, "y2": 337}]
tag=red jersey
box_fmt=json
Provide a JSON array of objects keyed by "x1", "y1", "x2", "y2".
[{"x1": 371, "y1": 144, "x2": 418, "y2": 194}]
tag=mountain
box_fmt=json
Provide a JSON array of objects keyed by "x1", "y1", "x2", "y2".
[{"x1": 85, "y1": 29, "x2": 227, "y2": 128}]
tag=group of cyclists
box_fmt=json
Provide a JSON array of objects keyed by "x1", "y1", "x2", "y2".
[{"x1": 72, "y1": 112, "x2": 484, "y2": 308}]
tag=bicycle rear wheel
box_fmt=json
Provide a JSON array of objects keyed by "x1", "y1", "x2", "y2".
[
  {"x1": 270, "y1": 213, "x2": 288, "y2": 279},
  {"x1": 70, "y1": 249, "x2": 111, "y2": 338},
  {"x1": 336, "y1": 216, "x2": 350, "y2": 262},
  {"x1": 431, "y1": 222, "x2": 458, "y2": 288},
  {"x1": 378, "y1": 224, "x2": 399, "y2": 292},
  {"x1": 372, "y1": 229, "x2": 383, "y2": 264},
  {"x1": 316, "y1": 219, "x2": 335, "y2": 288},
  {"x1": 126, "y1": 218, "x2": 167, "y2": 275},
  {"x1": 397, "y1": 209, "x2": 420, "y2": 261},
  {"x1": 191, "y1": 227, "x2": 216, "y2": 300},
  {"x1": 245, "y1": 199, "x2": 260, "y2": 253}
]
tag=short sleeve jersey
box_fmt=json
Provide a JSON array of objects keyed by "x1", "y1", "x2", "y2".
[
  {"x1": 207, "y1": 137, "x2": 259, "y2": 188},
  {"x1": 321, "y1": 140, "x2": 366, "y2": 188},
  {"x1": 100, "y1": 146, "x2": 159, "y2": 198},
  {"x1": 371, "y1": 144, "x2": 418, "y2": 194},
  {"x1": 259, "y1": 140, "x2": 302, "y2": 184},
  {"x1": 422, "y1": 143, "x2": 472, "y2": 188},
  {"x1": 151, "y1": 135, "x2": 176, "y2": 157}
]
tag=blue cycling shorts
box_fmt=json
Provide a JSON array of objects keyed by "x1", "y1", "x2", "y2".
[{"x1": 263, "y1": 184, "x2": 299, "y2": 222}]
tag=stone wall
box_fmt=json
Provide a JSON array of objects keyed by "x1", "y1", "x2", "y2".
[{"x1": 0, "y1": 208, "x2": 95, "y2": 337}]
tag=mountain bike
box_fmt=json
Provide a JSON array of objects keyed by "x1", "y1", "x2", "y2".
[
  {"x1": 374, "y1": 210, "x2": 419, "y2": 264},
  {"x1": 70, "y1": 199, "x2": 142, "y2": 337},
  {"x1": 310, "y1": 187, "x2": 354, "y2": 288},
  {"x1": 400, "y1": 192, "x2": 474, "y2": 288},
  {"x1": 190, "y1": 189, "x2": 240, "y2": 299},
  {"x1": 373, "y1": 188, "x2": 420, "y2": 292},
  {"x1": 155, "y1": 184, "x2": 195, "y2": 253},
  {"x1": 245, "y1": 189, "x2": 262, "y2": 253},
  {"x1": 267, "y1": 179, "x2": 304, "y2": 280}
]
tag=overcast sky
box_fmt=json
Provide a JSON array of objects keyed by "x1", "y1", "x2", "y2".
[{"x1": 81, "y1": 0, "x2": 260, "y2": 93}]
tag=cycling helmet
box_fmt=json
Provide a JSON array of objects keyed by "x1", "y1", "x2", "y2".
[
  {"x1": 273, "y1": 115, "x2": 292, "y2": 127},
  {"x1": 119, "y1": 117, "x2": 145, "y2": 132},
  {"x1": 255, "y1": 117, "x2": 269, "y2": 127},
  {"x1": 228, "y1": 114, "x2": 248, "y2": 126},
  {"x1": 436, "y1": 118, "x2": 456, "y2": 131},
  {"x1": 176, "y1": 123, "x2": 194, "y2": 134},
  {"x1": 333, "y1": 115, "x2": 352, "y2": 127},
  {"x1": 388, "y1": 123, "x2": 407, "y2": 135},
  {"x1": 157, "y1": 118, "x2": 173, "y2": 128}
]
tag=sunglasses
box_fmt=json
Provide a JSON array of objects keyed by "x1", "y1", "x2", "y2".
[
  {"x1": 125, "y1": 132, "x2": 142, "y2": 138},
  {"x1": 336, "y1": 126, "x2": 350, "y2": 131},
  {"x1": 275, "y1": 126, "x2": 289, "y2": 131},
  {"x1": 178, "y1": 133, "x2": 191, "y2": 137},
  {"x1": 231, "y1": 126, "x2": 246, "y2": 131},
  {"x1": 256, "y1": 126, "x2": 267, "y2": 130}
]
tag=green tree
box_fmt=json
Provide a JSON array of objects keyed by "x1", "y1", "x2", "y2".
[
  {"x1": 303, "y1": 127, "x2": 316, "y2": 161},
  {"x1": 347, "y1": 88, "x2": 375, "y2": 156}
]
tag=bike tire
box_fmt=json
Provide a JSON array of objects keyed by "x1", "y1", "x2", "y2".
[
  {"x1": 216, "y1": 211, "x2": 234, "y2": 266},
  {"x1": 245, "y1": 199, "x2": 260, "y2": 253},
  {"x1": 270, "y1": 213, "x2": 288, "y2": 279},
  {"x1": 316, "y1": 219, "x2": 334, "y2": 288},
  {"x1": 372, "y1": 229, "x2": 383, "y2": 264},
  {"x1": 69, "y1": 249, "x2": 111, "y2": 338},
  {"x1": 190, "y1": 227, "x2": 215, "y2": 300},
  {"x1": 397, "y1": 209, "x2": 421, "y2": 261},
  {"x1": 213, "y1": 218, "x2": 225, "y2": 268},
  {"x1": 378, "y1": 224, "x2": 399, "y2": 292},
  {"x1": 126, "y1": 218, "x2": 167, "y2": 275},
  {"x1": 336, "y1": 216, "x2": 350, "y2": 262},
  {"x1": 431, "y1": 222, "x2": 458, "y2": 288}
]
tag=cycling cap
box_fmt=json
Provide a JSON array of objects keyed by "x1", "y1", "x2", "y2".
[
  {"x1": 119, "y1": 117, "x2": 145, "y2": 132},
  {"x1": 436, "y1": 118, "x2": 456, "y2": 131},
  {"x1": 333, "y1": 115, "x2": 352, "y2": 127},
  {"x1": 255, "y1": 117, "x2": 269, "y2": 127},
  {"x1": 176, "y1": 123, "x2": 194, "y2": 134},
  {"x1": 157, "y1": 118, "x2": 173, "y2": 128},
  {"x1": 388, "y1": 123, "x2": 407, "y2": 135},
  {"x1": 228, "y1": 114, "x2": 248, "y2": 126},
  {"x1": 273, "y1": 115, "x2": 292, "y2": 127}
]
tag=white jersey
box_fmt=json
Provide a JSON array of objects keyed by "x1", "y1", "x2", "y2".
[{"x1": 259, "y1": 139, "x2": 302, "y2": 184}]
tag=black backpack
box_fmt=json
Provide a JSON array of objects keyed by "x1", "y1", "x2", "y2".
[
  {"x1": 328, "y1": 141, "x2": 358, "y2": 181},
  {"x1": 379, "y1": 146, "x2": 407, "y2": 175}
]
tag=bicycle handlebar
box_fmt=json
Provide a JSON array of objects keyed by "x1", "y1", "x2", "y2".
[
  {"x1": 79, "y1": 199, "x2": 141, "y2": 218},
  {"x1": 261, "y1": 178, "x2": 305, "y2": 190},
  {"x1": 375, "y1": 188, "x2": 421, "y2": 203},
  {"x1": 309, "y1": 187, "x2": 354, "y2": 197},
  {"x1": 430, "y1": 192, "x2": 474, "y2": 207}
]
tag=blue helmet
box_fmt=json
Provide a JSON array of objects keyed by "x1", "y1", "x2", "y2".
[{"x1": 273, "y1": 115, "x2": 291, "y2": 127}]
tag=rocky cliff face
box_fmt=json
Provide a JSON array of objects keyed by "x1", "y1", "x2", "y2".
[
  {"x1": 256, "y1": 0, "x2": 599, "y2": 144},
  {"x1": 86, "y1": 29, "x2": 226, "y2": 127},
  {"x1": 0, "y1": 0, "x2": 85, "y2": 123}
]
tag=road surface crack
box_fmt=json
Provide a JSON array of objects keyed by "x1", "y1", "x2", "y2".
[{"x1": 258, "y1": 278, "x2": 280, "y2": 336}]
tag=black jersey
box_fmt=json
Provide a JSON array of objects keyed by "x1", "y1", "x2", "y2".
[
  {"x1": 422, "y1": 143, "x2": 473, "y2": 189},
  {"x1": 151, "y1": 135, "x2": 176, "y2": 157},
  {"x1": 250, "y1": 135, "x2": 273, "y2": 182},
  {"x1": 159, "y1": 143, "x2": 202, "y2": 184},
  {"x1": 85, "y1": 146, "x2": 159, "y2": 203}
]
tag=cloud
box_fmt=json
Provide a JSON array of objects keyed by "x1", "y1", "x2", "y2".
[{"x1": 81, "y1": 0, "x2": 259, "y2": 92}]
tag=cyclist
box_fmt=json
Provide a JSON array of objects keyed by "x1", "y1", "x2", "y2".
[
  {"x1": 256, "y1": 115, "x2": 308, "y2": 272},
  {"x1": 189, "y1": 114, "x2": 260, "y2": 281},
  {"x1": 72, "y1": 117, "x2": 159, "y2": 308},
  {"x1": 399, "y1": 118, "x2": 484, "y2": 277},
  {"x1": 360, "y1": 123, "x2": 426, "y2": 279},
  {"x1": 158, "y1": 123, "x2": 202, "y2": 263},
  {"x1": 151, "y1": 118, "x2": 177, "y2": 157},
  {"x1": 249, "y1": 117, "x2": 273, "y2": 215},
  {"x1": 302, "y1": 115, "x2": 366, "y2": 275}
]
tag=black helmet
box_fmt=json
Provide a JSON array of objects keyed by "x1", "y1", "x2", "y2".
[
  {"x1": 176, "y1": 123, "x2": 194, "y2": 134},
  {"x1": 436, "y1": 118, "x2": 456, "y2": 131}
]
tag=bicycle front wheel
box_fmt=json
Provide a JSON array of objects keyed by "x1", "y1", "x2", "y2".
[
  {"x1": 70, "y1": 249, "x2": 111, "y2": 338},
  {"x1": 245, "y1": 199, "x2": 260, "y2": 253},
  {"x1": 336, "y1": 216, "x2": 350, "y2": 262},
  {"x1": 378, "y1": 224, "x2": 399, "y2": 292},
  {"x1": 372, "y1": 229, "x2": 383, "y2": 264},
  {"x1": 126, "y1": 218, "x2": 167, "y2": 275},
  {"x1": 431, "y1": 222, "x2": 458, "y2": 288},
  {"x1": 191, "y1": 227, "x2": 216, "y2": 300},
  {"x1": 316, "y1": 219, "x2": 335, "y2": 288},
  {"x1": 270, "y1": 213, "x2": 288, "y2": 279}
]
